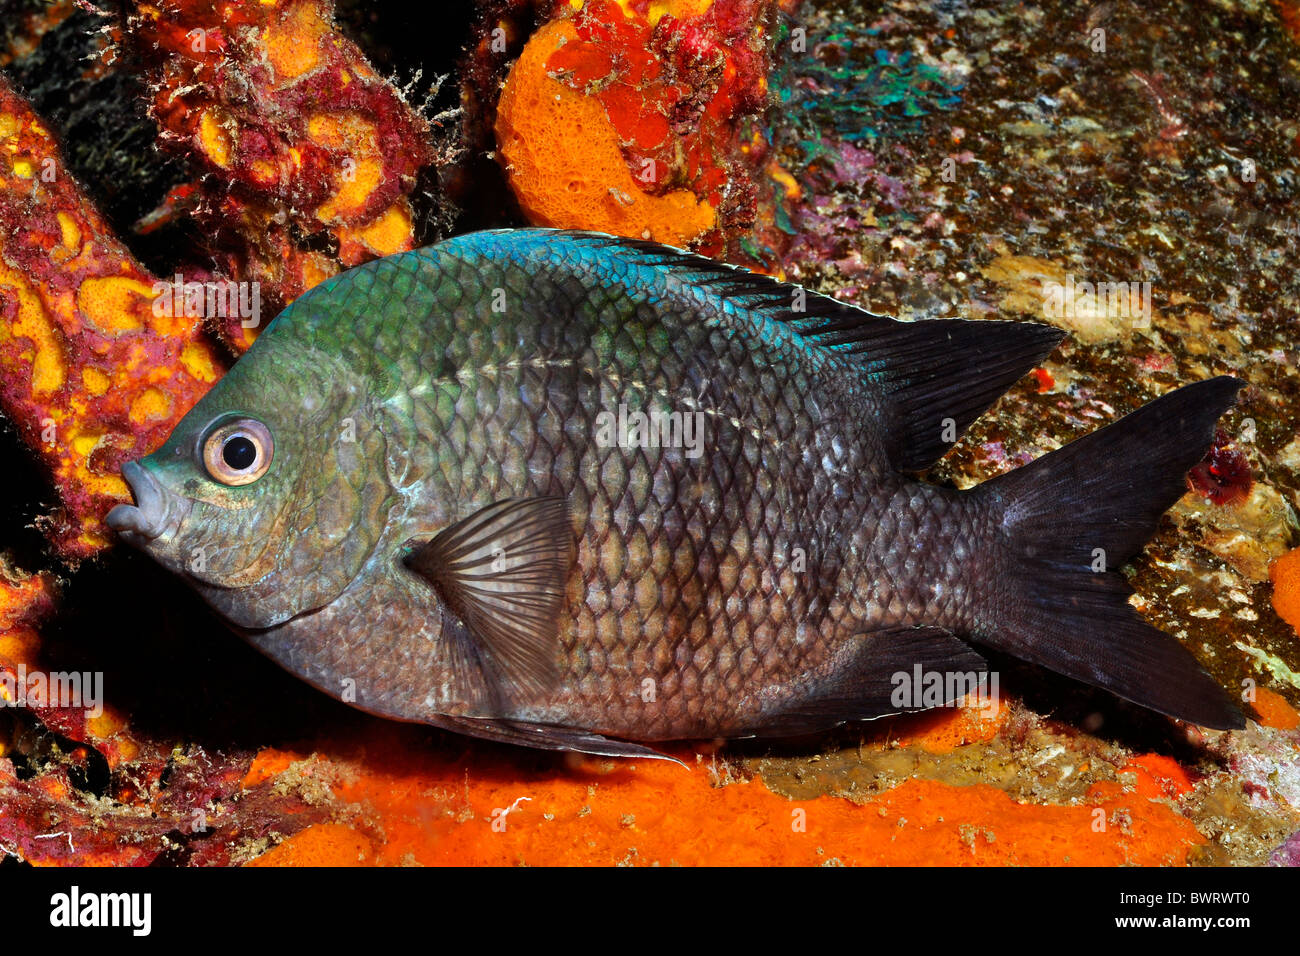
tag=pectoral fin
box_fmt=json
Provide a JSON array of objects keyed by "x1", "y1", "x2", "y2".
[{"x1": 403, "y1": 497, "x2": 575, "y2": 702}]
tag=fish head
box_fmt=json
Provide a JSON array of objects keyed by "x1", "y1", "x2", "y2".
[{"x1": 107, "y1": 338, "x2": 395, "y2": 630}]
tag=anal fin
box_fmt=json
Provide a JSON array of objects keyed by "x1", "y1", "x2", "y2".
[{"x1": 747, "y1": 626, "x2": 989, "y2": 737}]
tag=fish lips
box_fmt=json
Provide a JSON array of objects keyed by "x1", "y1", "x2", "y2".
[{"x1": 106, "y1": 460, "x2": 191, "y2": 547}]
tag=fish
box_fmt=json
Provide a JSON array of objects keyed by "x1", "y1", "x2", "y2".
[{"x1": 106, "y1": 228, "x2": 1247, "y2": 759}]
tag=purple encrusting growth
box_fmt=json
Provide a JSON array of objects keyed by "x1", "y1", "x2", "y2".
[{"x1": 1268, "y1": 831, "x2": 1300, "y2": 867}]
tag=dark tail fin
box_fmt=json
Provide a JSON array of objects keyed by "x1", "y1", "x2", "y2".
[{"x1": 976, "y1": 376, "x2": 1247, "y2": 730}]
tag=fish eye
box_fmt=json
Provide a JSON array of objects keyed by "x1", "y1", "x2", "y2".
[{"x1": 201, "y1": 418, "x2": 273, "y2": 486}]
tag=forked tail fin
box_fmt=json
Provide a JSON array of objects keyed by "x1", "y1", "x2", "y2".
[{"x1": 975, "y1": 376, "x2": 1247, "y2": 730}]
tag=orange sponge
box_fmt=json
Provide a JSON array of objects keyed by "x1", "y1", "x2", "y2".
[
  {"x1": 1251, "y1": 686, "x2": 1300, "y2": 730},
  {"x1": 496, "y1": 18, "x2": 716, "y2": 247},
  {"x1": 1270, "y1": 546, "x2": 1300, "y2": 635}
]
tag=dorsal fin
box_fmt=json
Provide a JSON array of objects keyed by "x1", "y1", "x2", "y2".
[
  {"x1": 559, "y1": 232, "x2": 1065, "y2": 473},
  {"x1": 836, "y1": 317, "x2": 1066, "y2": 472}
]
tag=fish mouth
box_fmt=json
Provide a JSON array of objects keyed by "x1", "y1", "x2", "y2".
[{"x1": 106, "y1": 461, "x2": 190, "y2": 545}]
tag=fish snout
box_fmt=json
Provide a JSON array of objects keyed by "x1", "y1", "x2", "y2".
[{"x1": 106, "y1": 461, "x2": 189, "y2": 545}]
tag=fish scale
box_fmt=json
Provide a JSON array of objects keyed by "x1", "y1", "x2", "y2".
[
  {"x1": 282, "y1": 232, "x2": 928, "y2": 737},
  {"x1": 107, "y1": 229, "x2": 1248, "y2": 756}
]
